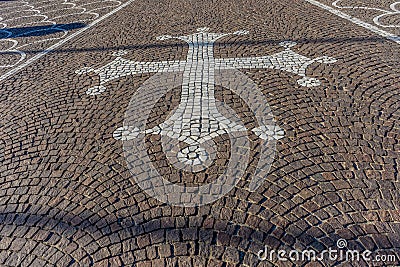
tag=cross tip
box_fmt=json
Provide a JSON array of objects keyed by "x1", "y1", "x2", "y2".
[
  {"x1": 197, "y1": 27, "x2": 210, "y2": 33},
  {"x1": 112, "y1": 50, "x2": 128, "y2": 57},
  {"x1": 279, "y1": 41, "x2": 297, "y2": 48},
  {"x1": 156, "y1": 35, "x2": 173, "y2": 41},
  {"x1": 233, "y1": 30, "x2": 249, "y2": 35}
]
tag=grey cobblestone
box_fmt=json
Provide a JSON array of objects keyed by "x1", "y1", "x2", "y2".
[{"x1": 0, "y1": 0, "x2": 399, "y2": 266}]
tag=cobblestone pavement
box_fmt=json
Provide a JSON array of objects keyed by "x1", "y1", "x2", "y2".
[{"x1": 0, "y1": 0, "x2": 400, "y2": 266}]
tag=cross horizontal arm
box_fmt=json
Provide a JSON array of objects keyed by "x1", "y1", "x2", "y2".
[
  {"x1": 215, "y1": 53, "x2": 308, "y2": 75},
  {"x1": 98, "y1": 58, "x2": 187, "y2": 83},
  {"x1": 76, "y1": 56, "x2": 188, "y2": 95},
  {"x1": 216, "y1": 56, "x2": 275, "y2": 69}
]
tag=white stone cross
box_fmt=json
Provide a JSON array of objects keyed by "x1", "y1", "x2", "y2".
[
  {"x1": 76, "y1": 27, "x2": 336, "y2": 166},
  {"x1": 77, "y1": 27, "x2": 337, "y2": 95}
]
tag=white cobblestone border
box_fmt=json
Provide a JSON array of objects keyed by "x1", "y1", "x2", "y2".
[
  {"x1": 0, "y1": 0, "x2": 123, "y2": 69},
  {"x1": 332, "y1": 1, "x2": 400, "y2": 28},
  {"x1": 305, "y1": 0, "x2": 400, "y2": 45},
  {"x1": 0, "y1": 0, "x2": 136, "y2": 82}
]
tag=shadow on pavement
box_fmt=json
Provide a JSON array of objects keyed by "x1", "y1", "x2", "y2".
[
  {"x1": 0, "y1": 22, "x2": 86, "y2": 39},
  {"x1": 0, "y1": 35, "x2": 391, "y2": 56},
  {"x1": 0, "y1": 207, "x2": 399, "y2": 266}
]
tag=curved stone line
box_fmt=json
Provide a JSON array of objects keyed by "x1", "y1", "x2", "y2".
[
  {"x1": 0, "y1": 0, "x2": 122, "y2": 69},
  {"x1": 332, "y1": 0, "x2": 400, "y2": 28}
]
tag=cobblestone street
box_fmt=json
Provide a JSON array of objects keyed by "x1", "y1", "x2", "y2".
[{"x1": 0, "y1": 0, "x2": 399, "y2": 266}]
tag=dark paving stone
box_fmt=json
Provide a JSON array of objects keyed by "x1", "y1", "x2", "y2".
[{"x1": 0, "y1": 0, "x2": 399, "y2": 266}]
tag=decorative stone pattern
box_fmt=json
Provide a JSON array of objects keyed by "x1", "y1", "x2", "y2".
[
  {"x1": 106, "y1": 29, "x2": 300, "y2": 147},
  {"x1": 0, "y1": 0, "x2": 124, "y2": 70},
  {"x1": 77, "y1": 29, "x2": 337, "y2": 96},
  {"x1": 308, "y1": 0, "x2": 400, "y2": 42},
  {"x1": 77, "y1": 28, "x2": 334, "y2": 179},
  {"x1": 332, "y1": 0, "x2": 400, "y2": 28},
  {"x1": 79, "y1": 28, "x2": 337, "y2": 205},
  {"x1": 0, "y1": 0, "x2": 399, "y2": 266}
]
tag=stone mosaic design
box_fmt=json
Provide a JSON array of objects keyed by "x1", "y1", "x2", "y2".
[
  {"x1": 76, "y1": 27, "x2": 338, "y2": 206},
  {"x1": 77, "y1": 28, "x2": 337, "y2": 96},
  {"x1": 0, "y1": 0, "x2": 124, "y2": 69},
  {"x1": 332, "y1": 0, "x2": 400, "y2": 28},
  {"x1": 1, "y1": 0, "x2": 400, "y2": 265}
]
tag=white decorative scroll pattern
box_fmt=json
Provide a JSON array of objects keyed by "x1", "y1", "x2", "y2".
[
  {"x1": 0, "y1": 0, "x2": 123, "y2": 69},
  {"x1": 305, "y1": 0, "x2": 400, "y2": 45},
  {"x1": 332, "y1": 1, "x2": 400, "y2": 28}
]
